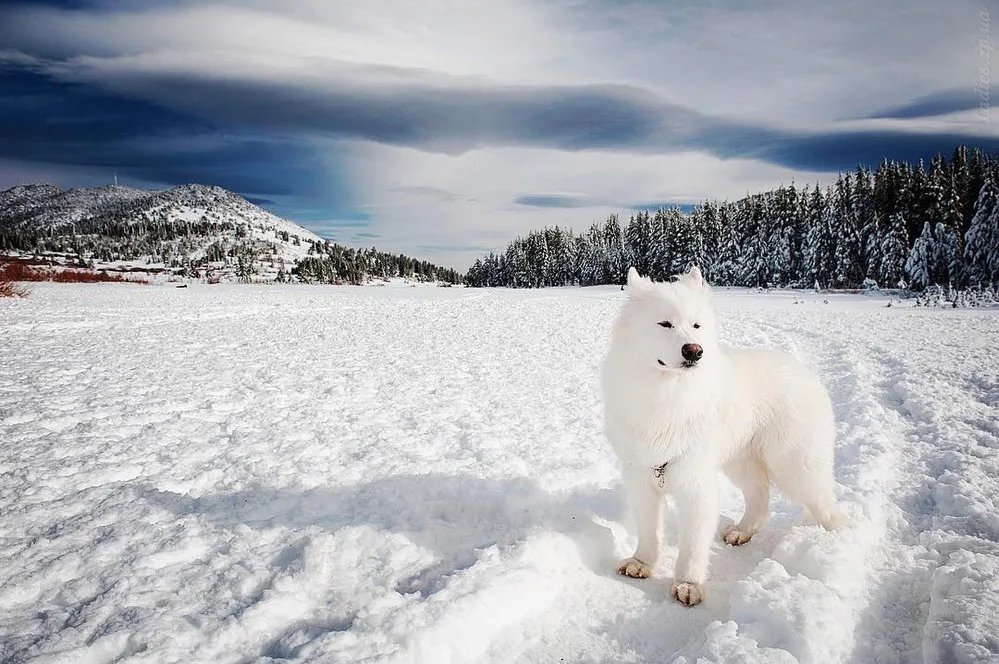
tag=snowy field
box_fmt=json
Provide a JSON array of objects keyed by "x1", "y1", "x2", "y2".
[{"x1": 2, "y1": 283, "x2": 997, "y2": 664}]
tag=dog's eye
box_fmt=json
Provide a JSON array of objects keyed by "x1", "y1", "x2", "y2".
[
  {"x1": 658, "y1": 321, "x2": 673, "y2": 328},
  {"x1": 693, "y1": 323, "x2": 701, "y2": 329}
]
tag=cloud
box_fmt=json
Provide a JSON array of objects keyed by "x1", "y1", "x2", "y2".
[
  {"x1": 4, "y1": 52, "x2": 693, "y2": 151},
  {"x1": 243, "y1": 196, "x2": 277, "y2": 206},
  {"x1": 759, "y1": 129, "x2": 999, "y2": 171},
  {"x1": 7, "y1": 50, "x2": 997, "y2": 174},
  {"x1": 514, "y1": 194, "x2": 596, "y2": 208},
  {"x1": 863, "y1": 87, "x2": 993, "y2": 119},
  {"x1": 389, "y1": 186, "x2": 475, "y2": 203},
  {"x1": 513, "y1": 192, "x2": 703, "y2": 212}
]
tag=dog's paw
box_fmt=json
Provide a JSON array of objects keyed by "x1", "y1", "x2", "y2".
[
  {"x1": 671, "y1": 581, "x2": 703, "y2": 606},
  {"x1": 616, "y1": 557, "x2": 652, "y2": 578},
  {"x1": 721, "y1": 524, "x2": 754, "y2": 546}
]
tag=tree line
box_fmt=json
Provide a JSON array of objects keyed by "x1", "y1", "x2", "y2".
[
  {"x1": 465, "y1": 146, "x2": 999, "y2": 290},
  {"x1": 294, "y1": 241, "x2": 462, "y2": 285}
]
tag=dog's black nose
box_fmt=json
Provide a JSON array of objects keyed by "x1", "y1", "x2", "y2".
[{"x1": 681, "y1": 343, "x2": 703, "y2": 362}]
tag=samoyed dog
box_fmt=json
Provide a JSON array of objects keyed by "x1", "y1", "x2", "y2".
[{"x1": 602, "y1": 266, "x2": 844, "y2": 606}]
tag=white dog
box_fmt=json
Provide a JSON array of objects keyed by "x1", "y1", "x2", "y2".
[{"x1": 602, "y1": 266, "x2": 844, "y2": 606}]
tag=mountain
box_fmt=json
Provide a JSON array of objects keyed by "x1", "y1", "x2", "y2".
[{"x1": 0, "y1": 183, "x2": 462, "y2": 284}]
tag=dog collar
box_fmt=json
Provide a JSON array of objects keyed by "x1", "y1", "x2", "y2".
[{"x1": 653, "y1": 462, "x2": 669, "y2": 487}]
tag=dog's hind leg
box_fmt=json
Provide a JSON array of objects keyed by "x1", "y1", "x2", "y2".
[
  {"x1": 617, "y1": 468, "x2": 664, "y2": 579},
  {"x1": 721, "y1": 455, "x2": 770, "y2": 545},
  {"x1": 761, "y1": 422, "x2": 846, "y2": 531}
]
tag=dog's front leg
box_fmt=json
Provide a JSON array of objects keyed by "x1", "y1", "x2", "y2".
[
  {"x1": 617, "y1": 468, "x2": 663, "y2": 579},
  {"x1": 670, "y1": 474, "x2": 719, "y2": 606}
]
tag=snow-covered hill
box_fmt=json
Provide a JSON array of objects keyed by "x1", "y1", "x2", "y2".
[
  {"x1": 1, "y1": 183, "x2": 151, "y2": 229},
  {"x1": 1, "y1": 182, "x2": 322, "y2": 240},
  {"x1": 0, "y1": 183, "x2": 461, "y2": 284},
  {"x1": 0, "y1": 183, "x2": 322, "y2": 282},
  {"x1": 1, "y1": 284, "x2": 996, "y2": 663}
]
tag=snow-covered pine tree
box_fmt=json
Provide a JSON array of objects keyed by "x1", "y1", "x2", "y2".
[
  {"x1": 582, "y1": 223, "x2": 604, "y2": 286},
  {"x1": 667, "y1": 210, "x2": 699, "y2": 278},
  {"x1": 693, "y1": 201, "x2": 723, "y2": 282},
  {"x1": 713, "y1": 204, "x2": 741, "y2": 285},
  {"x1": 768, "y1": 185, "x2": 794, "y2": 286},
  {"x1": 880, "y1": 212, "x2": 909, "y2": 288},
  {"x1": 733, "y1": 196, "x2": 764, "y2": 286},
  {"x1": 863, "y1": 212, "x2": 884, "y2": 286},
  {"x1": 802, "y1": 185, "x2": 834, "y2": 288},
  {"x1": 789, "y1": 184, "x2": 808, "y2": 286},
  {"x1": 963, "y1": 170, "x2": 999, "y2": 287},
  {"x1": 832, "y1": 175, "x2": 864, "y2": 286},
  {"x1": 932, "y1": 222, "x2": 959, "y2": 287},
  {"x1": 572, "y1": 235, "x2": 589, "y2": 286},
  {"x1": 625, "y1": 211, "x2": 653, "y2": 277},
  {"x1": 852, "y1": 166, "x2": 875, "y2": 278},
  {"x1": 905, "y1": 222, "x2": 936, "y2": 289},
  {"x1": 603, "y1": 214, "x2": 627, "y2": 284},
  {"x1": 940, "y1": 175, "x2": 966, "y2": 285},
  {"x1": 648, "y1": 208, "x2": 671, "y2": 281}
]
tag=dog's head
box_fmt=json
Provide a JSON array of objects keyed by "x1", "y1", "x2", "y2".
[{"x1": 612, "y1": 265, "x2": 719, "y2": 373}]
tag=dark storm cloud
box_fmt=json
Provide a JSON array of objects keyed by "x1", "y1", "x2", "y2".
[
  {"x1": 758, "y1": 130, "x2": 999, "y2": 171},
  {"x1": 0, "y1": 65, "x2": 352, "y2": 220},
  {"x1": 77, "y1": 67, "x2": 681, "y2": 152},
  {"x1": 7, "y1": 56, "x2": 997, "y2": 180},
  {"x1": 863, "y1": 87, "x2": 992, "y2": 119}
]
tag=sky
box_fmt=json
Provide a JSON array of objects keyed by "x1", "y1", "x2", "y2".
[{"x1": 1, "y1": 0, "x2": 997, "y2": 269}]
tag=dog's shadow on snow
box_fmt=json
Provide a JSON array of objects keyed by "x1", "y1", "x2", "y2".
[{"x1": 138, "y1": 473, "x2": 625, "y2": 592}]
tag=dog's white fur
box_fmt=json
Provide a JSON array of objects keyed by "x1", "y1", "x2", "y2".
[{"x1": 602, "y1": 266, "x2": 844, "y2": 606}]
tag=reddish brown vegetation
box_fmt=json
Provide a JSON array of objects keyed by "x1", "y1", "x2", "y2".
[
  {"x1": 0, "y1": 260, "x2": 148, "y2": 288},
  {"x1": 0, "y1": 277, "x2": 30, "y2": 297}
]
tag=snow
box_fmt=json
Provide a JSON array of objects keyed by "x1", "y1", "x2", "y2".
[{"x1": 1, "y1": 284, "x2": 997, "y2": 663}]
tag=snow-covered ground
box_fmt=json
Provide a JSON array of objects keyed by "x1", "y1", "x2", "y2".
[{"x1": 1, "y1": 284, "x2": 997, "y2": 664}]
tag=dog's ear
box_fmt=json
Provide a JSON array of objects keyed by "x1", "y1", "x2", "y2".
[
  {"x1": 682, "y1": 265, "x2": 707, "y2": 289},
  {"x1": 627, "y1": 267, "x2": 652, "y2": 297}
]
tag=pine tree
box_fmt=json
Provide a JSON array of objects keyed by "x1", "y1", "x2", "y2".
[
  {"x1": 880, "y1": 212, "x2": 909, "y2": 288},
  {"x1": 906, "y1": 222, "x2": 936, "y2": 289},
  {"x1": 832, "y1": 176, "x2": 864, "y2": 286},
  {"x1": 964, "y1": 171, "x2": 999, "y2": 286},
  {"x1": 933, "y1": 222, "x2": 959, "y2": 287},
  {"x1": 863, "y1": 213, "x2": 884, "y2": 285},
  {"x1": 625, "y1": 211, "x2": 652, "y2": 277},
  {"x1": 803, "y1": 185, "x2": 835, "y2": 287},
  {"x1": 603, "y1": 215, "x2": 627, "y2": 284},
  {"x1": 853, "y1": 166, "x2": 875, "y2": 278}
]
